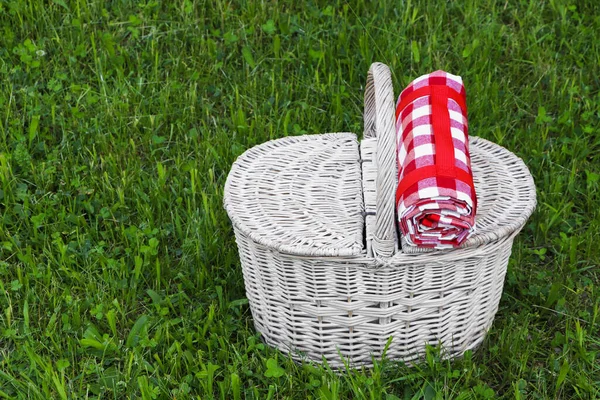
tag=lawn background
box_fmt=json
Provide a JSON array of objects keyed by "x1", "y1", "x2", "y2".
[{"x1": 0, "y1": 0, "x2": 599, "y2": 398}]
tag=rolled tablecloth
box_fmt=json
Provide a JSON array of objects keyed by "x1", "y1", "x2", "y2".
[{"x1": 395, "y1": 70, "x2": 477, "y2": 250}]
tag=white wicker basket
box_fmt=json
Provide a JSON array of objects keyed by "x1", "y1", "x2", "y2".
[{"x1": 223, "y1": 63, "x2": 536, "y2": 367}]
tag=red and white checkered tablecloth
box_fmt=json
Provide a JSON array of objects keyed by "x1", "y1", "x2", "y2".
[{"x1": 395, "y1": 70, "x2": 477, "y2": 249}]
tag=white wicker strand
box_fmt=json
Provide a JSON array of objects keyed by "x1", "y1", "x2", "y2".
[{"x1": 364, "y1": 63, "x2": 398, "y2": 258}]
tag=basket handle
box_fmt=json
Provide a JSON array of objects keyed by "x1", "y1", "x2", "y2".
[{"x1": 364, "y1": 62, "x2": 397, "y2": 257}]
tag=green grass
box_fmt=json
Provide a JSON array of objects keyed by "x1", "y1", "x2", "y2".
[{"x1": 0, "y1": 0, "x2": 599, "y2": 398}]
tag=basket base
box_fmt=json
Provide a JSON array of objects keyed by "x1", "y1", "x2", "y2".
[{"x1": 256, "y1": 320, "x2": 490, "y2": 369}]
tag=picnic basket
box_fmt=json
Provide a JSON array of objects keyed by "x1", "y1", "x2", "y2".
[{"x1": 223, "y1": 63, "x2": 536, "y2": 367}]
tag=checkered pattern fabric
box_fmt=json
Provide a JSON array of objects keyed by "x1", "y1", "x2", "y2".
[{"x1": 395, "y1": 70, "x2": 477, "y2": 249}]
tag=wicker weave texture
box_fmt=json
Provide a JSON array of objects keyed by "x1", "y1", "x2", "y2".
[
  {"x1": 228, "y1": 135, "x2": 533, "y2": 367},
  {"x1": 224, "y1": 132, "x2": 364, "y2": 257},
  {"x1": 223, "y1": 62, "x2": 537, "y2": 367},
  {"x1": 363, "y1": 63, "x2": 398, "y2": 257},
  {"x1": 236, "y1": 231, "x2": 515, "y2": 366}
]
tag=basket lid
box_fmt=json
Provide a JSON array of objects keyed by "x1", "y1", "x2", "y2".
[
  {"x1": 361, "y1": 135, "x2": 537, "y2": 258},
  {"x1": 224, "y1": 133, "x2": 364, "y2": 257}
]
